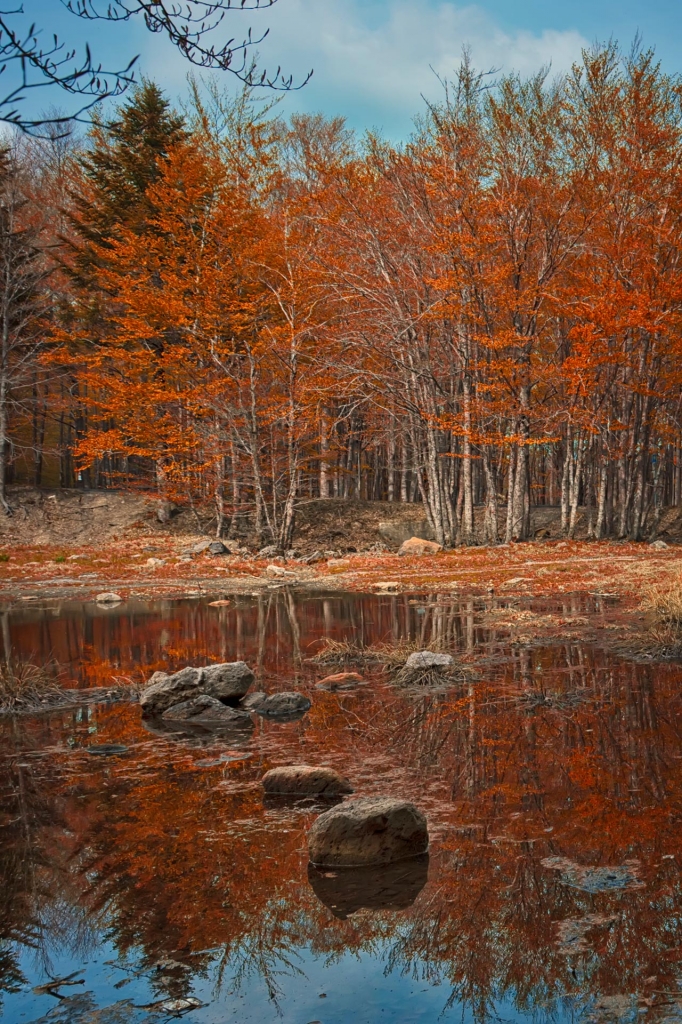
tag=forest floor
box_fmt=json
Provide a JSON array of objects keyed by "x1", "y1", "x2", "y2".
[{"x1": 0, "y1": 487, "x2": 680, "y2": 658}]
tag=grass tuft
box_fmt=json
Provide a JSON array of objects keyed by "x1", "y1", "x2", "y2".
[{"x1": 0, "y1": 661, "x2": 65, "y2": 713}]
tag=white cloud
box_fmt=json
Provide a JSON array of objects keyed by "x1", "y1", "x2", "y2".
[{"x1": 137, "y1": 0, "x2": 590, "y2": 137}]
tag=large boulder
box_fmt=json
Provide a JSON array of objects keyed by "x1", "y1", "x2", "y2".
[
  {"x1": 245, "y1": 691, "x2": 311, "y2": 718},
  {"x1": 398, "y1": 536, "x2": 443, "y2": 556},
  {"x1": 308, "y1": 797, "x2": 429, "y2": 867},
  {"x1": 308, "y1": 855, "x2": 429, "y2": 919},
  {"x1": 262, "y1": 765, "x2": 353, "y2": 798},
  {"x1": 139, "y1": 661, "x2": 254, "y2": 717},
  {"x1": 163, "y1": 694, "x2": 254, "y2": 729}
]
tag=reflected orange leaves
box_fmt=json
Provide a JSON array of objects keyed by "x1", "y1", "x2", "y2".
[{"x1": 3, "y1": 603, "x2": 682, "y2": 1014}]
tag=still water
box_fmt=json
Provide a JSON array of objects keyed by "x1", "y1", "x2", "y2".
[{"x1": 1, "y1": 590, "x2": 682, "y2": 1024}]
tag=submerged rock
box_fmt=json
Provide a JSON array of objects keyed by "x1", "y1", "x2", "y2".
[
  {"x1": 262, "y1": 765, "x2": 353, "y2": 798},
  {"x1": 139, "y1": 661, "x2": 254, "y2": 717},
  {"x1": 162, "y1": 694, "x2": 254, "y2": 728},
  {"x1": 308, "y1": 854, "x2": 429, "y2": 919},
  {"x1": 316, "y1": 671, "x2": 365, "y2": 691},
  {"x1": 247, "y1": 691, "x2": 311, "y2": 718},
  {"x1": 398, "y1": 536, "x2": 443, "y2": 556},
  {"x1": 308, "y1": 797, "x2": 429, "y2": 867}
]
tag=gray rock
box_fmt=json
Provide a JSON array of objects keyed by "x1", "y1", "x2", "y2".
[
  {"x1": 162, "y1": 694, "x2": 253, "y2": 728},
  {"x1": 157, "y1": 500, "x2": 178, "y2": 524},
  {"x1": 262, "y1": 765, "x2": 353, "y2": 797},
  {"x1": 651, "y1": 539, "x2": 669, "y2": 549},
  {"x1": 308, "y1": 797, "x2": 429, "y2": 867},
  {"x1": 404, "y1": 651, "x2": 454, "y2": 671},
  {"x1": 248, "y1": 691, "x2": 311, "y2": 718},
  {"x1": 208, "y1": 540, "x2": 228, "y2": 555},
  {"x1": 191, "y1": 539, "x2": 212, "y2": 554},
  {"x1": 139, "y1": 661, "x2": 254, "y2": 717},
  {"x1": 241, "y1": 691, "x2": 267, "y2": 710},
  {"x1": 378, "y1": 519, "x2": 436, "y2": 548},
  {"x1": 95, "y1": 592, "x2": 123, "y2": 604},
  {"x1": 258, "y1": 544, "x2": 279, "y2": 558}
]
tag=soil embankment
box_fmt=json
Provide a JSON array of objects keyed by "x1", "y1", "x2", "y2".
[{"x1": 3, "y1": 486, "x2": 682, "y2": 551}]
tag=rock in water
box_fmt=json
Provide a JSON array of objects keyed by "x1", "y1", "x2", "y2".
[
  {"x1": 398, "y1": 536, "x2": 443, "y2": 556},
  {"x1": 308, "y1": 797, "x2": 429, "y2": 867},
  {"x1": 262, "y1": 765, "x2": 353, "y2": 797},
  {"x1": 162, "y1": 694, "x2": 253, "y2": 728},
  {"x1": 95, "y1": 592, "x2": 123, "y2": 604},
  {"x1": 404, "y1": 651, "x2": 454, "y2": 671},
  {"x1": 316, "y1": 672, "x2": 364, "y2": 691},
  {"x1": 247, "y1": 691, "x2": 311, "y2": 718},
  {"x1": 139, "y1": 661, "x2": 254, "y2": 717}
]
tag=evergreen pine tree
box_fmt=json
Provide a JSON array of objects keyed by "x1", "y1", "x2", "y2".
[{"x1": 71, "y1": 81, "x2": 186, "y2": 283}]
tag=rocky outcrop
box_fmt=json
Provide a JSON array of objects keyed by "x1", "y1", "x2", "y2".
[
  {"x1": 243, "y1": 691, "x2": 311, "y2": 718},
  {"x1": 139, "y1": 661, "x2": 254, "y2": 717},
  {"x1": 308, "y1": 797, "x2": 429, "y2": 867},
  {"x1": 308, "y1": 854, "x2": 429, "y2": 919},
  {"x1": 262, "y1": 765, "x2": 353, "y2": 798},
  {"x1": 162, "y1": 694, "x2": 254, "y2": 728},
  {"x1": 398, "y1": 536, "x2": 443, "y2": 556}
]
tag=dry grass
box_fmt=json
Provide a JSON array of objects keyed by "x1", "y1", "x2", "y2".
[
  {"x1": 0, "y1": 661, "x2": 66, "y2": 713},
  {"x1": 309, "y1": 636, "x2": 457, "y2": 667},
  {"x1": 642, "y1": 574, "x2": 682, "y2": 627}
]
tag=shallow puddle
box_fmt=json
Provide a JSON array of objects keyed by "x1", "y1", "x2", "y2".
[{"x1": 1, "y1": 591, "x2": 682, "y2": 1024}]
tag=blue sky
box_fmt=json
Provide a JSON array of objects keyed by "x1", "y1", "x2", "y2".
[{"x1": 22, "y1": 1, "x2": 682, "y2": 137}]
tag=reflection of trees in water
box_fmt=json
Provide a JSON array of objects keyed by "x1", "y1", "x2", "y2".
[{"x1": 1, "y1": 639, "x2": 682, "y2": 1020}]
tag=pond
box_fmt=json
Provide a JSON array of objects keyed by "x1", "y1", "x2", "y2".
[{"x1": 1, "y1": 590, "x2": 682, "y2": 1024}]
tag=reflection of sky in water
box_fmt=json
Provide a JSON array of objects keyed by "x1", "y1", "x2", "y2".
[
  {"x1": 2, "y1": 593, "x2": 682, "y2": 1024},
  {"x1": 11, "y1": 941, "x2": 576, "y2": 1024}
]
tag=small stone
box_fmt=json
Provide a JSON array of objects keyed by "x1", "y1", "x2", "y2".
[
  {"x1": 262, "y1": 765, "x2": 353, "y2": 797},
  {"x1": 374, "y1": 581, "x2": 400, "y2": 591},
  {"x1": 651, "y1": 539, "x2": 669, "y2": 549},
  {"x1": 266, "y1": 564, "x2": 295, "y2": 577},
  {"x1": 398, "y1": 537, "x2": 443, "y2": 556},
  {"x1": 308, "y1": 797, "x2": 429, "y2": 867},
  {"x1": 146, "y1": 557, "x2": 165, "y2": 567},
  {"x1": 95, "y1": 592, "x2": 123, "y2": 604}
]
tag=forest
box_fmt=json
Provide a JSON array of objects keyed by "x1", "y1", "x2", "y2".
[{"x1": 3, "y1": 42, "x2": 682, "y2": 549}]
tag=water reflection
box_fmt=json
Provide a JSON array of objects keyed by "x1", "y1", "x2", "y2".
[{"x1": 0, "y1": 593, "x2": 681, "y2": 1022}]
